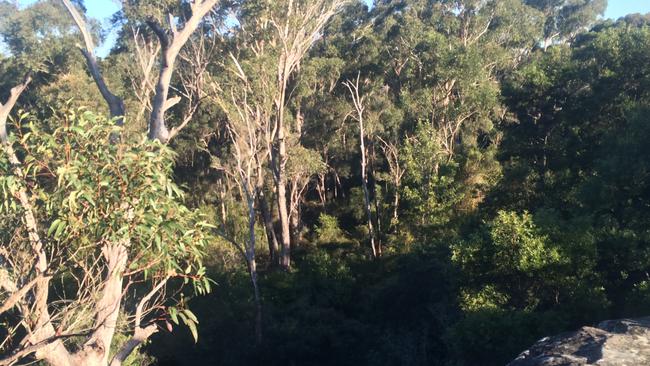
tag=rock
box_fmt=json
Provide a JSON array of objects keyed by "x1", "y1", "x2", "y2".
[{"x1": 508, "y1": 317, "x2": 650, "y2": 366}]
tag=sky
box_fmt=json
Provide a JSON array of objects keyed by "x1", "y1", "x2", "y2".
[{"x1": 15, "y1": 0, "x2": 650, "y2": 57}]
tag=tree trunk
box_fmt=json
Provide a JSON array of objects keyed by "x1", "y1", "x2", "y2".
[
  {"x1": 274, "y1": 73, "x2": 291, "y2": 269},
  {"x1": 73, "y1": 244, "x2": 128, "y2": 366},
  {"x1": 289, "y1": 180, "x2": 301, "y2": 246},
  {"x1": 393, "y1": 187, "x2": 400, "y2": 226},
  {"x1": 257, "y1": 188, "x2": 279, "y2": 265},
  {"x1": 148, "y1": 45, "x2": 174, "y2": 141},
  {"x1": 370, "y1": 143, "x2": 382, "y2": 255},
  {"x1": 276, "y1": 160, "x2": 291, "y2": 269},
  {"x1": 317, "y1": 172, "x2": 327, "y2": 207},
  {"x1": 361, "y1": 144, "x2": 378, "y2": 258},
  {"x1": 245, "y1": 193, "x2": 263, "y2": 344}
]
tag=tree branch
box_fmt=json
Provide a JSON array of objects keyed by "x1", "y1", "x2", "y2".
[
  {"x1": 60, "y1": 0, "x2": 125, "y2": 125},
  {"x1": 147, "y1": 0, "x2": 220, "y2": 142},
  {"x1": 109, "y1": 277, "x2": 169, "y2": 366},
  {"x1": 0, "y1": 274, "x2": 49, "y2": 315},
  {"x1": 0, "y1": 74, "x2": 31, "y2": 143}
]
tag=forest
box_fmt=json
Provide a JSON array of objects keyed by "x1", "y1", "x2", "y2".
[{"x1": 1, "y1": 0, "x2": 649, "y2": 365}]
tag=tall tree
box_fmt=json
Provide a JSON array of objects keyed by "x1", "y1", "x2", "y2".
[
  {"x1": 524, "y1": 0, "x2": 607, "y2": 48},
  {"x1": 344, "y1": 75, "x2": 381, "y2": 257},
  {"x1": 62, "y1": 0, "x2": 220, "y2": 142}
]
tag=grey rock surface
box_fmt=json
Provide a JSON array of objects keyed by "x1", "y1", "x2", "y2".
[{"x1": 508, "y1": 318, "x2": 650, "y2": 366}]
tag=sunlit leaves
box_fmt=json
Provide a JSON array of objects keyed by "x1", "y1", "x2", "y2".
[{"x1": 0, "y1": 106, "x2": 211, "y2": 340}]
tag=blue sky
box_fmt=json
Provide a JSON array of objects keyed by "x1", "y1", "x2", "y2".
[{"x1": 16, "y1": 0, "x2": 650, "y2": 57}]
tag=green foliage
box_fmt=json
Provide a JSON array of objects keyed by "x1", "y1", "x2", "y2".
[
  {"x1": 0, "y1": 0, "x2": 79, "y2": 71},
  {"x1": 446, "y1": 308, "x2": 567, "y2": 366},
  {"x1": 0, "y1": 107, "x2": 212, "y2": 352},
  {"x1": 314, "y1": 213, "x2": 348, "y2": 244},
  {"x1": 401, "y1": 122, "x2": 462, "y2": 230},
  {"x1": 488, "y1": 211, "x2": 560, "y2": 273},
  {"x1": 7, "y1": 1, "x2": 650, "y2": 366},
  {"x1": 3, "y1": 109, "x2": 209, "y2": 286}
]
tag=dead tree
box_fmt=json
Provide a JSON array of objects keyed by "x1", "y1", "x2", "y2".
[{"x1": 344, "y1": 75, "x2": 381, "y2": 258}]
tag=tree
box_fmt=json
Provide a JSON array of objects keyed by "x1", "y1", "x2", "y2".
[
  {"x1": 0, "y1": 107, "x2": 211, "y2": 366},
  {"x1": 62, "y1": 0, "x2": 220, "y2": 142},
  {"x1": 266, "y1": 0, "x2": 349, "y2": 268},
  {"x1": 524, "y1": 0, "x2": 607, "y2": 48},
  {"x1": 212, "y1": 0, "x2": 348, "y2": 269},
  {"x1": 344, "y1": 75, "x2": 381, "y2": 257},
  {"x1": 209, "y1": 53, "x2": 267, "y2": 343}
]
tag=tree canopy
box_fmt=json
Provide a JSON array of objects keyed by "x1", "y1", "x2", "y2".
[{"x1": 3, "y1": 1, "x2": 650, "y2": 365}]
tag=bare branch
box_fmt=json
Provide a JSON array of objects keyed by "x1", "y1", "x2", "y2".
[
  {"x1": 147, "y1": 0, "x2": 220, "y2": 142},
  {"x1": 0, "y1": 74, "x2": 31, "y2": 143},
  {"x1": 109, "y1": 277, "x2": 169, "y2": 366},
  {"x1": 60, "y1": 0, "x2": 125, "y2": 125},
  {"x1": 0, "y1": 274, "x2": 49, "y2": 315}
]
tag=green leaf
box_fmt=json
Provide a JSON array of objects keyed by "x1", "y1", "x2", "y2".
[
  {"x1": 169, "y1": 307, "x2": 179, "y2": 325},
  {"x1": 186, "y1": 318, "x2": 198, "y2": 343},
  {"x1": 48, "y1": 219, "x2": 61, "y2": 236},
  {"x1": 182, "y1": 309, "x2": 199, "y2": 324}
]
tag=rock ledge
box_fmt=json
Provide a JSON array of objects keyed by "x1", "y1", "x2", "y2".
[{"x1": 508, "y1": 317, "x2": 650, "y2": 366}]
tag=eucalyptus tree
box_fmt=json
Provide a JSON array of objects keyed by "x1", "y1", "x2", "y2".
[
  {"x1": 353, "y1": 0, "x2": 544, "y2": 236},
  {"x1": 214, "y1": 0, "x2": 349, "y2": 269},
  {"x1": 524, "y1": 0, "x2": 607, "y2": 48},
  {"x1": 0, "y1": 2, "x2": 217, "y2": 365},
  {"x1": 344, "y1": 75, "x2": 383, "y2": 257},
  {"x1": 62, "y1": 0, "x2": 221, "y2": 142},
  {"x1": 208, "y1": 54, "x2": 267, "y2": 343},
  {"x1": 0, "y1": 41, "x2": 212, "y2": 364},
  {"x1": 1, "y1": 108, "x2": 212, "y2": 366}
]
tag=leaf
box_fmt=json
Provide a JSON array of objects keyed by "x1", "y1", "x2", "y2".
[
  {"x1": 182, "y1": 309, "x2": 199, "y2": 324},
  {"x1": 185, "y1": 318, "x2": 199, "y2": 343},
  {"x1": 48, "y1": 219, "x2": 61, "y2": 236},
  {"x1": 54, "y1": 220, "x2": 67, "y2": 239},
  {"x1": 169, "y1": 307, "x2": 179, "y2": 325}
]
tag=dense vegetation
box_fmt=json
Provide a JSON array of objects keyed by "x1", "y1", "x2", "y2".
[{"x1": 1, "y1": 0, "x2": 650, "y2": 365}]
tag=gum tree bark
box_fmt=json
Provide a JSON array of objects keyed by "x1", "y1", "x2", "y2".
[{"x1": 146, "y1": 0, "x2": 219, "y2": 142}]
